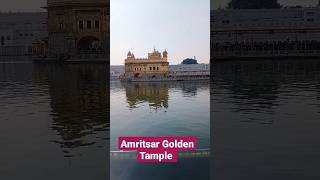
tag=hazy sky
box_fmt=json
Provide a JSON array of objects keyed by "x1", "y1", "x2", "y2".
[
  {"x1": 111, "y1": 0, "x2": 210, "y2": 65},
  {"x1": 212, "y1": 0, "x2": 318, "y2": 9}
]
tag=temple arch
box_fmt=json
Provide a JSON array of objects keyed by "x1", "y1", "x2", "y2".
[{"x1": 78, "y1": 36, "x2": 102, "y2": 52}]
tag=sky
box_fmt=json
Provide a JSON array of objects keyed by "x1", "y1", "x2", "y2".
[
  {"x1": 212, "y1": 0, "x2": 318, "y2": 9},
  {"x1": 111, "y1": 0, "x2": 210, "y2": 65}
]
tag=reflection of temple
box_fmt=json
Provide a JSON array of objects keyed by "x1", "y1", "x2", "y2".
[
  {"x1": 211, "y1": 60, "x2": 320, "y2": 124},
  {"x1": 124, "y1": 49, "x2": 169, "y2": 79},
  {"x1": 212, "y1": 61, "x2": 281, "y2": 113},
  {"x1": 45, "y1": 0, "x2": 109, "y2": 61},
  {"x1": 123, "y1": 82, "x2": 210, "y2": 109},
  {"x1": 34, "y1": 64, "x2": 109, "y2": 156},
  {"x1": 125, "y1": 83, "x2": 169, "y2": 109}
]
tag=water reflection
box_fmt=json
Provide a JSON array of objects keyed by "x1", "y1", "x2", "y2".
[
  {"x1": 212, "y1": 59, "x2": 320, "y2": 180},
  {"x1": 0, "y1": 63, "x2": 109, "y2": 179},
  {"x1": 213, "y1": 59, "x2": 320, "y2": 124},
  {"x1": 125, "y1": 83, "x2": 169, "y2": 109},
  {"x1": 35, "y1": 64, "x2": 110, "y2": 156},
  {"x1": 111, "y1": 80, "x2": 210, "y2": 180},
  {"x1": 111, "y1": 81, "x2": 209, "y2": 110},
  {"x1": 180, "y1": 83, "x2": 199, "y2": 97}
]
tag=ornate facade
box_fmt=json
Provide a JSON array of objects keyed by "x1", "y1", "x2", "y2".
[
  {"x1": 211, "y1": 8, "x2": 320, "y2": 60},
  {"x1": 46, "y1": 0, "x2": 109, "y2": 60},
  {"x1": 124, "y1": 49, "x2": 169, "y2": 79}
]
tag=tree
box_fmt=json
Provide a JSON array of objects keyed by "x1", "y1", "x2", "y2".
[
  {"x1": 182, "y1": 58, "x2": 198, "y2": 64},
  {"x1": 227, "y1": 0, "x2": 281, "y2": 9}
]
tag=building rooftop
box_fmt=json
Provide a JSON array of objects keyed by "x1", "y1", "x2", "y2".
[{"x1": 47, "y1": 0, "x2": 108, "y2": 7}]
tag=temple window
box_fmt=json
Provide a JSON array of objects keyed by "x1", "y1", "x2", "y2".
[
  {"x1": 59, "y1": 23, "x2": 63, "y2": 30},
  {"x1": 150, "y1": 67, "x2": 152, "y2": 71},
  {"x1": 1, "y1": 36, "x2": 4, "y2": 45},
  {"x1": 79, "y1": 21, "x2": 84, "y2": 30},
  {"x1": 95, "y1": 20, "x2": 100, "y2": 29},
  {"x1": 87, "y1": 21, "x2": 92, "y2": 29},
  {"x1": 157, "y1": 67, "x2": 159, "y2": 70},
  {"x1": 153, "y1": 67, "x2": 156, "y2": 70}
]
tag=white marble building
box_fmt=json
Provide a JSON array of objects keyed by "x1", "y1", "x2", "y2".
[
  {"x1": 0, "y1": 12, "x2": 47, "y2": 56},
  {"x1": 211, "y1": 7, "x2": 320, "y2": 44}
]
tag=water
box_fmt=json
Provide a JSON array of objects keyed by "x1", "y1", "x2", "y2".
[
  {"x1": 110, "y1": 81, "x2": 210, "y2": 180},
  {"x1": 211, "y1": 59, "x2": 320, "y2": 180},
  {"x1": 0, "y1": 63, "x2": 109, "y2": 180}
]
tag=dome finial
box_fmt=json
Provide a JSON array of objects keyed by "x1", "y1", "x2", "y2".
[{"x1": 163, "y1": 49, "x2": 168, "y2": 58}]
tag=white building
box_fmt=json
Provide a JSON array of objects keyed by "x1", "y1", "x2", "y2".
[
  {"x1": 0, "y1": 12, "x2": 47, "y2": 57},
  {"x1": 211, "y1": 7, "x2": 320, "y2": 59},
  {"x1": 169, "y1": 64, "x2": 210, "y2": 72},
  {"x1": 211, "y1": 7, "x2": 320, "y2": 44},
  {"x1": 110, "y1": 65, "x2": 124, "y2": 80}
]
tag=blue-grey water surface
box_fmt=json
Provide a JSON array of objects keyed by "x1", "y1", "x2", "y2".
[
  {"x1": 212, "y1": 59, "x2": 320, "y2": 180},
  {"x1": 110, "y1": 81, "x2": 210, "y2": 180},
  {"x1": 0, "y1": 63, "x2": 109, "y2": 180}
]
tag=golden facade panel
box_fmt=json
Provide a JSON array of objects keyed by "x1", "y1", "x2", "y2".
[{"x1": 124, "y1": 49, "x2": 170, "y2": 79}]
